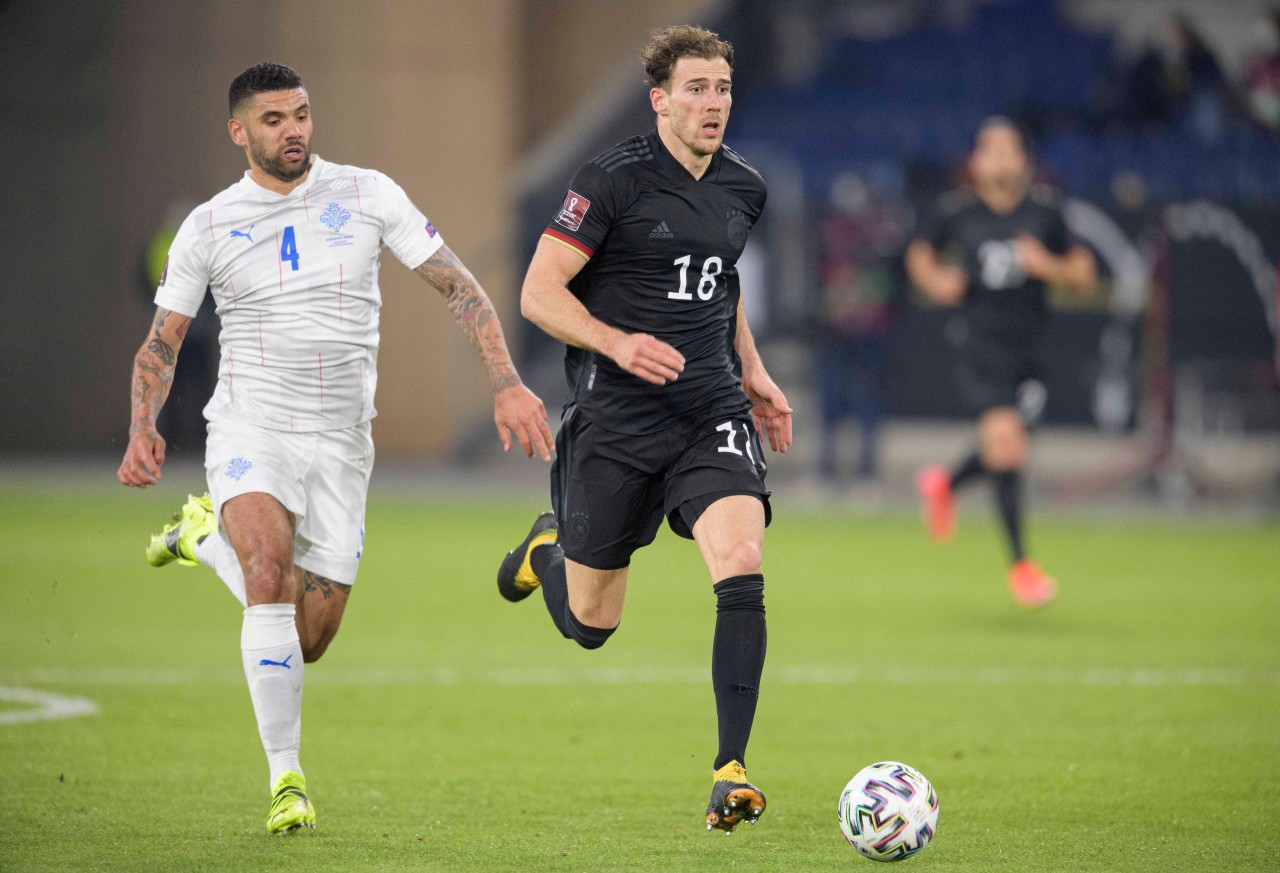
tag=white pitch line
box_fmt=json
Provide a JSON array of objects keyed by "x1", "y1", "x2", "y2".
[
  {"x1": 1, "y1": 666, "x2": 1277, "y2": 688},
  {"x1": 0, "y1": 687, "x2": 99, "y2": 725}
]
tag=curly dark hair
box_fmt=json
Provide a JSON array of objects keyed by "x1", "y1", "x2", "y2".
[
  {"x1": 642, "y1": 25, "x2": 733, "y2": 90},
  {"x1": 228, "y1": 62, "x2": 304, "y2": 116}
]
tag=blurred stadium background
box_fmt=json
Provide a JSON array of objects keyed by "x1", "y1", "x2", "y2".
[{"x1": 2, "y1": 0, "x2": 1277, "y2": 510}]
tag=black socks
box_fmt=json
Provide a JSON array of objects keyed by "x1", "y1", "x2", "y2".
[
  {"x1": 993, "y1": 470, "x2": 1025, "y2": 562},
  {"x1": 950, "y1": 451, "x2": 1025, "y2": 563},
  {"x1": 711, "y1": 574, "x2": 767, "y2": 771},
  {"x1": 533, "y1": 543, "x2": 616, "y2": 650},
  {"x1": 949, "y1": 451, "x2": 986, "y2": 492}
]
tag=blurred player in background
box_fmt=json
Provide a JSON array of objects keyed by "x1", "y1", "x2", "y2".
[
  {"x1": 906, "y1": 117, "x2": 1096, "y2": 606},
  {"x1": 496, "y1": 25, "x2": 792, "y2": 833},
  {"x1": 117, "y1": 63, "x2": 551, "y2": 833}
]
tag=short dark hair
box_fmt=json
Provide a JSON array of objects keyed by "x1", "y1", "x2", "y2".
[
  {"x1": 642, "y1": 25, "x2": 734, "y2": 90},
  {"x1": 975, "y1": 115, "x2": 1028, "y2": 151},
  {"x1": 228, "y1": 62, "x2": 304, "y2": 117}
]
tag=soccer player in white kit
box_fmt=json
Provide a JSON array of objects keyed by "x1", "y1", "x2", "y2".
[{"x1": 116, "y1": 63, "x2": 553, "y2": 833}]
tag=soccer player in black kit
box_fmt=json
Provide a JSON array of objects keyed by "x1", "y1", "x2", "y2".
[
  {"x1": 495, "y1": 25, "x2": 792, "y2": 833},
  {"x1": 906, "y1": 118, "x2": 1096, "y2": 607}
]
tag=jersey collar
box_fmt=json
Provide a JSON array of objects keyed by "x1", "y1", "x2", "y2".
[
  {"x1": 238, "y1": 155, "x2": 327, "y2": 201},
  {"x1": 648, "y1": 128, "x2": 722, "y2": 183}
]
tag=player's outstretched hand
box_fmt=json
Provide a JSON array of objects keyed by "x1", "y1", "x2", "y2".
[
  {"x1": 118, "y1": 427, "x2": 166, "y2": 487},
  {"x1": 743, "y1": 368, "x2": 793, "y2": 453},
  {"x1": 610, "y1": 332, "x2": 685, "y2": 386},
  {"x1": 494, "y1": 384, "x2": 554, "y2": 461}
]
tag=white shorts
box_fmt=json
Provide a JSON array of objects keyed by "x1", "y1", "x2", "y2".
[{"x1": 205, "y1": 418, "x2": 374, "y2": 585}]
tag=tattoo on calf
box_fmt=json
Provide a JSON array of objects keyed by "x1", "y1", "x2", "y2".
[{"x1": 302, "y1": 570, "x2": 352, "y2": 599}]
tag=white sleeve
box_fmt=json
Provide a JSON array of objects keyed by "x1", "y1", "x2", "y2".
[
  {"x1": 377, "y1": 172, "x2": 444, "y2": 269},
  {"x1": 153, "y1": 210, "x2": 211, "y2": 318}
]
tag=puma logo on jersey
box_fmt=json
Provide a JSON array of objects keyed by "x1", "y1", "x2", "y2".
[
  {"x1": 230, "y1": 225, "x2": 255, "y2": 243},
  {"x1": 649, "y1": 221, "x2": 674, "y2": 239}
]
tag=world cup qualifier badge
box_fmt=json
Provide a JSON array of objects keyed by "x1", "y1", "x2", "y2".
[{"x1": 556, "y1": 190, "x2": 591, "y2": 232}]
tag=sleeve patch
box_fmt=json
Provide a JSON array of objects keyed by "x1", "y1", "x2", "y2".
[{"x1": 555, "y1": 190, "x2": 591, "y2": 232}]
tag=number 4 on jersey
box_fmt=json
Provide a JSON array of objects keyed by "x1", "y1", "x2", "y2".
[{"x1": 280, "y1": 226, "x2": 300, "y2": 272}]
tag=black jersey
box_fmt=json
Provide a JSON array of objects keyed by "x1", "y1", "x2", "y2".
[
  {"x1": 917, "y1": 186, "x2": 1073, "y2": 345},
  {"x1": 543, "y1": 129, "x2": 767, "y2": 436}
]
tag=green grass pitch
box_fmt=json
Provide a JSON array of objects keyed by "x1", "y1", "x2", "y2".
[{"x1": 1, "y1": 484, "x2": 1277, "y2": 871}]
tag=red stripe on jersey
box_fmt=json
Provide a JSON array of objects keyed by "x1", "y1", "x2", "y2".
[
  {"x1": 302, "y1": 189, "x2": 310, "y2": 220},
  {"x1": 207, "y1": 209, "x2": 214, "y2": 240},
  {"x1": 274, "y1": 226, "x2": 283, "y2": 294},
  {"x1": 543, "y1": 228, "x2": 593, "y2": 258},
  {"x1": 353, "y1": 176, "x2": 364, "y2": 219}
]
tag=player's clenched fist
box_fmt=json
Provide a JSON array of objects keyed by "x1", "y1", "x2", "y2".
[
  {"x1": 608, "y1": 332, "x2": 686, "y2": 386},
  {"x1": 118, "y1": 427, "x2": 166, "y2": 487}
]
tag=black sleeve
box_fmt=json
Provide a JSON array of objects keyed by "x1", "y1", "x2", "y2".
[
  {"x1": 542, "y1": 162, "x2": 617, "y2": 259},
  {"x1": 1043, "y1": 203, "x2": 1074, "y2": 255}
]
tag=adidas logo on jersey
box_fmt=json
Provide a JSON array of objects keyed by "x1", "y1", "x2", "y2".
[{"x1": 649, "y1": 221, "x2": 674, "y2": 239}]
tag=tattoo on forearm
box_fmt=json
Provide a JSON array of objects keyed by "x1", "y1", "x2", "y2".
[
  {"x1": 490, "y1": 373, "x2": 522, "y2": 392},
  {"x1": 302, "y1": 571, "x2": 352, "y2": 600},
  {"x1": 416, "y1": 247, "x2": 522, "y2": 393},
  {"x1": 128, "y1": 329, "x2": 180, "y2": 435},
  {"x1": 147, "y1": 337, "x2": 175, "y2": 366}
]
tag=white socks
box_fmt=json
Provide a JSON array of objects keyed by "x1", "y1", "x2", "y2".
[
  {"x1": 195, "y1": 531, "x2": 248, "y2": 607},
  {"x1": 241, "y1": 603, "x2": 304, "y2": 788}
]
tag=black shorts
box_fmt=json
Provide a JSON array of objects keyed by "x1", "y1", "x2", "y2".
[
  {"x1": 550, "y1": 406, "x2": 772, "y2": 570},
  {"x1": 955, "y1": 337, "x2": 1042, "y2": 420}
]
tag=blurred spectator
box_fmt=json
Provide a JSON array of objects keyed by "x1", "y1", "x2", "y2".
[
  {"x1": 1116, "y1": 15, "x2": 1230, "y2": 141},
  {"x1": 1244, "y1": 8, "x2": 1280, "y2": 133},
  {"x1": 810, "y1": 170, "x2": 908, "y2": 483}
]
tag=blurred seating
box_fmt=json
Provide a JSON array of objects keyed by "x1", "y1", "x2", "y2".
[{"x1": 730, "y1": 0, "x2": 1280, "y2": 205}]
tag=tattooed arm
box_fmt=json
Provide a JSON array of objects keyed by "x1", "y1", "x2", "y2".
[
  {"x1": 414, "y1": 244, "x2": 553, "y2": 461},
  {"x1": 117, "y1": 307, "x2": 192, "y2": 487}
]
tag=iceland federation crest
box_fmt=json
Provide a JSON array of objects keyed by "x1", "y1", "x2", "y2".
[
  {"x1": 320, "y1": 202, "x2": 352, "y2": 233},
  {"x1": 225, "y1": 457, "x2": 253, "y2": 481}
]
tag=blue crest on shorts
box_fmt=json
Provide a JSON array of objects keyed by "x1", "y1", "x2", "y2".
[
  {"x1": 225, "y1": 458, "x2": 253, "y2": 481},
  {"x1": 320, "y1": 202, "x2": 352, "y2": 233}
]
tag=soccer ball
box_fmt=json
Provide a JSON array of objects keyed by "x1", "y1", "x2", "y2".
[{"x1": 837, "y1": 761, "x2": 939, "y2": 861}]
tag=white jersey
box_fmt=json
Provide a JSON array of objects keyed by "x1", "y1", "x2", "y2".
[{"x1": 155, "y1": 156, "x2": 443, "y2": 432}]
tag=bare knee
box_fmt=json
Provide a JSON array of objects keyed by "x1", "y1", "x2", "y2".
[
  {"x1": 716, "y1": 539, "x2": 763, "y2": 580},
  {"x1": 243, "y1": 553, "x2": 295, "y2": 604},
  {"x1": 980, "y1": 409, "x2": 1027, "y2": 471}
]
